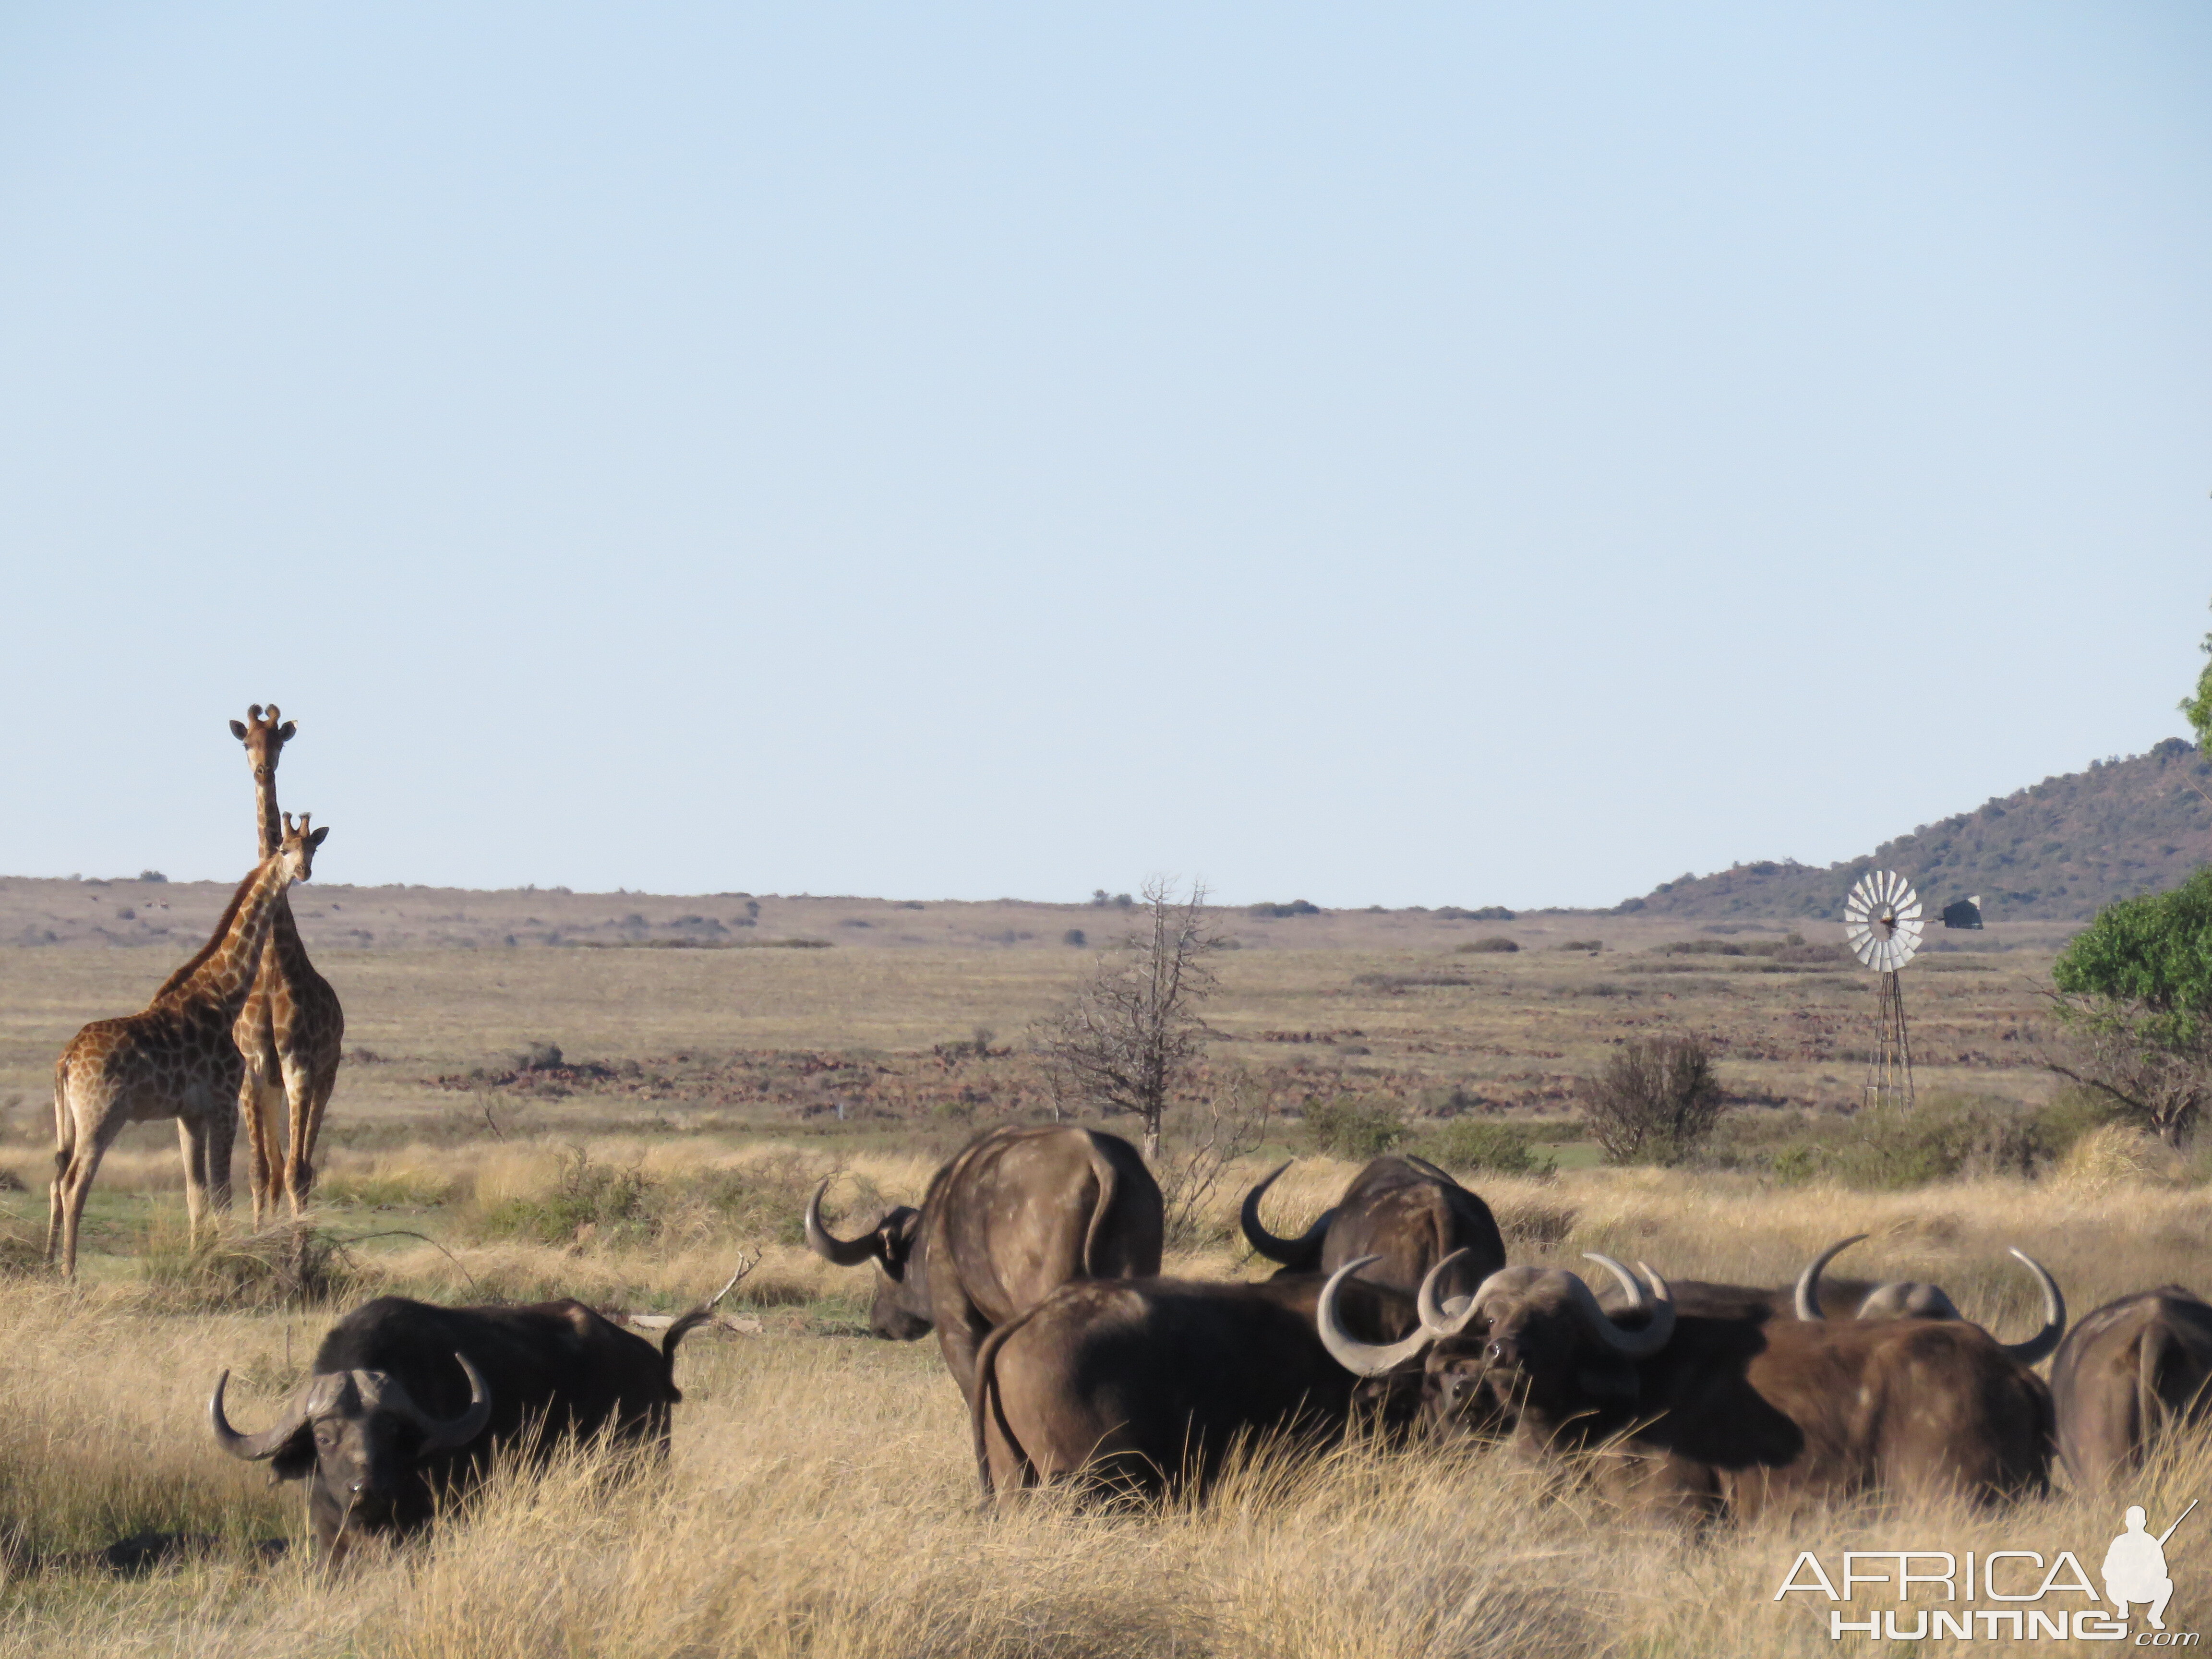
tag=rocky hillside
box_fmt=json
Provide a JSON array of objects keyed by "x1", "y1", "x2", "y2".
[{"x1": 1618, "y1": 739, "x2": 2212, "y2": 923}]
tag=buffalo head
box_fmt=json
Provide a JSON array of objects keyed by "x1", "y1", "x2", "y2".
[
  {"x1": 210, "y1": 1353, "x2": 491, "y2": 1538},
  {"x1": 804, "y1": 1178, "x2": 932, "y2": 1339},
  {"x1": 1317, "y1": 1248, "x2": 1673, "y2": 1435}
]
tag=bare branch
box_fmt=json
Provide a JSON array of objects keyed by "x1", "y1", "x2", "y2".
[{"x1": 1037, "y1": 878, "x2": 1224, "y2": 1160}]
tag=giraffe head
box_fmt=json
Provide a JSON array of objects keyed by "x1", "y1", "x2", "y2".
[
  {"x1": 281, "y1": 812, "x2": 330, "y2": 882},
  {"x1": 229, "y1": 704, "x2": 297, "y2": 787}
]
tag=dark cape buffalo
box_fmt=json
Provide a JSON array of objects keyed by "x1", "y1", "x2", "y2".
[
  {"x1": 210, "y1": 1295, "x2": 710, "y2": 1556},
  {"x1": 1318, "y1": 1245, "x2": 2054, "y2": 1519},
  {"x1": 1238, "y1": 1154, "x2": 1506, "y2": 1303},
  {"x1": 2050, "y1": 1287, "x2": 2212, "y2": 1489},
  {"x1": 1619, "y1": 1235, "x2": 2067, "y2": 1363},
  {"x1": 805, "y1": 1123, "x2": 1164, "y2": 1398},
  {"x1": 970, "y1": 1272, "x2": 1420, "y2": 1502}
]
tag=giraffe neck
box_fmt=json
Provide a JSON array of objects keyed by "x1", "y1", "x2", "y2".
[
  {"x1": 168, "y1": 851, "x2": 296, "y2": 1012},
  {"x1": 253, "y1": 767, "x2": 282, "y2": 860}
]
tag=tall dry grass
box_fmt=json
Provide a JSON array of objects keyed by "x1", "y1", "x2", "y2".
[{"x1": 1, "y1": 1144, "x2": 2208, "y2": 1654}]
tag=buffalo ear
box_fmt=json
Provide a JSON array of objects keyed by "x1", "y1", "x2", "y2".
[
  {"x1": 266, "y1": 1431, "x2": 317, "y2": 1482},
  {"x1": 229, "y1": 720, "x2": 249, "y2": 742}
]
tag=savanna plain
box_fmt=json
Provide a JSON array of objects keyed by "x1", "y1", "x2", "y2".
[{"x1": 0, "y1": 907, "x2": 2197, "y2": 1658}]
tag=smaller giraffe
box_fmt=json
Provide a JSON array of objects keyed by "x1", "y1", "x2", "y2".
[
  {"x1": 229, "y1": 704, "x2": 345, "y2": 1221},
  {"x1": 48, "y1": 815, "x2": 329, "y2": 1278}
]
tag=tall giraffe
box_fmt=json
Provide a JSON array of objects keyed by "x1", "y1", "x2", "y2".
[
  {"x1": 230, "y1": 705, "x2": 346, "y2": 1221},
  {"x1": 48, "y1": 815, "x2": 329, "y2": 1277}
]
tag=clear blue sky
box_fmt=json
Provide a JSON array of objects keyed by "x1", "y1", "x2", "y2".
[{"x1": 2, "y1": 4, "x2": 2206, "y2": 907}]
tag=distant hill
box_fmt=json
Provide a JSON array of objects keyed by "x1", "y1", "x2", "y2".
[{"x1": 1616, "y1": 739, "x2": 2212, "y2": 923}]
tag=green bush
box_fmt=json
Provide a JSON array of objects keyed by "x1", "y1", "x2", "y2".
[
  {"x1": 1771, "y1": 1094, "x2": 2070, "y2": 1190},
  {"x1": 1302, "y1": 1096, "x2": 1407, "y2": 1160},
  {"x1": 1415, "y1": 1120, "x2": 1556, "y2": 1178},
  {"x1": 474, "y1": 1145, "x2": 659, "y2": 1245},
  {"x1": 1455, "y1": 937, "x2": 1520, "y2": 954},
  {"x1": 682, "y1": 1153, "x2": 867, "y2": 1250}
]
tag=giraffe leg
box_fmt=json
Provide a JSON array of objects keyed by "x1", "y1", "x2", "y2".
[
  {"x1": 239, "y1": 1066, "x2": 276, "y2": 1229},
  {"x1": 205, "y1": 1094, "x2": 237, "y2": 1217},
  {"x1": 56, "y1": 1126, "x2": 121, "y2": 1281},
  {"x1": 284, "y1": 1058, "x2": 336, "y2": 1214},
  {"x1": 177, "y1": 1116, "x2": 212, "y2": 1247},
  {"x1": 46, "y1": 1079, "x2": 73, "y2": 1268}
]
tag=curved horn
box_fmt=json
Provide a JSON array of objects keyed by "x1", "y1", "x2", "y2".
[
  {"x1": 1417, "y1": 1249, "x2": 1481, "y2": 1337},
  {"x1": 1238, "y1": 1163, "x2": 1333, "y2": 1266},
  {"x1": 1582, "y1": 1252, "x2": 1650, "y2": 1316},
  {"x1": 1996, "y1": 1248, "x2": 2067, "y2": 1365},
  {"x1": 1566, "y1": 1258, "x2": 1675, "y2": 1358},
  {"x1": 208, "y1": 1370, "x2": 311, "y2": 1462},
  {"x1": 1793, "y1": 1234, "x2": 1871, "y2": 1321},
  {"x1": 1316, "y1": 1256, "x2": 1435, "y2": 1378},
  {"x1": 395, "y1": 1353, "x2": 493, "y2": 1454},
  {"x1": 805, "y1": 1178, "x2": 883, "y2": 1267}
]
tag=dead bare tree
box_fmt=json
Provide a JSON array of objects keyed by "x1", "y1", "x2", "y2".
[{"x1": 1040, "y1": 878, "x2": 1222, "y2": 1161}]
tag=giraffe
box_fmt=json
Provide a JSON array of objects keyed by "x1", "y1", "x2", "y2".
[
  {"x1": 48, "y1": 815, "x2": 329, "y2": 1277},
  {"x1": 230, "y1": 704, "x2": 346, "y2": 1221}
]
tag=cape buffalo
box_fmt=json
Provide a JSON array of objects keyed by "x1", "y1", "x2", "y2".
[
  {"x1": 1607, "y1": 1233, "x2": 2067, "y2": 1367},
  {"x1": 1318, "y1": 1246, "x2": 2053, "y2": 1518},
  {"x1": 805, "y1": 1124, "x2": 1163, "y2": 1398},
  {"x1": 970, "y1": 1272, "x2": 1420, "y2": 1502},
  {"x1": 1238, "y1": 1154, "x2": 1506, "y2": 1303},
  {"x1": 2049, "y1": 1288, "x2": 2212, "y2": 1489},
  {"x1": 210, "y1": 1295, "x2": 711, "y2": 1556},
  {"x1": 1792, "y1": 1234, "x2": 2066, "y2": 1361}
]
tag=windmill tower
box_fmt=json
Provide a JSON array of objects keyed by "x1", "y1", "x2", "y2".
[{"x1": 1844, "y1": 871, "x2": 1924, "y2": 1110}]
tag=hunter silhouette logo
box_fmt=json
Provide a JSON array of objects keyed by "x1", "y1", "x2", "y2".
[{"x1": 2106, "y1": 1501, "x2": 2195, "y2": 1632}]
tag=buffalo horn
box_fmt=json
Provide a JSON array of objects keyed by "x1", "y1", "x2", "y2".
[
  {"x1": 392, "y1": 1353, "x2": 493, "y2": 1453},
  {"x1": 1792, "y1": 1234, "x2": 1872, "y2": 1321},
  {"x1": 1995, "y1": 1248, "x2": 2067, "y2": 1365},
  {"x1": 1417, "y1": 1249, "x2": 1481, "y2": 1337},
  {"x1": 208, "y1": 1370, "x2": 311, "y2": 1462},
  {"x1": 1238, "y1": 1163, "x2": 1333, "y2": 1266},
  {"x1": 1566, "y1": 1256, "x2": 1676, "y2": 1358},
  {"x1": 805, "y1": 1178, "x2": 883, "y2": 1267},
  {"x1": 1316, "y1": 1255, "x2": 1436, "y2": 1378}
]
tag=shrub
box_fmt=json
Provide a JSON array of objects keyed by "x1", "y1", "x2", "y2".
[
  {"x1": 517, "y1": 1041, "x2": 564, "y2": 1071},
  {"x1": 1302, "y1": 1096, "x2": 1407, "y2": 1160},
  {"x1": 1416, "y1": 1121, "x2": 1556, "y2": 1178},
  {"x1": 1554, "y1": 939, "x2": 1603, "y2": 952},
  {"x1": 1580, "y1": 1036, "x2": 1723, "y2": 1165},
  {"x1": 1436, "y1": 905, "x2": 1516, "y2": 922},
  {"x1": 139, "y1": 1219, "x2": 358, "y2": 1311},
  {"x1": 1455, "y1": 937, "x2": 1520, "y2": 954},
  {"x1": 474, "y1": 1145, "x2": 658, "y2": 1246},
  {"x1": 1062, "y1": 928, "x2": 1087, "y2": 947},
  {"x1": 679, "y1": 1153, "x2": 862, "y2": 1250},
  {"x1": 1771, "y1": 1095, "x2": 2068, "y2": 1190}
]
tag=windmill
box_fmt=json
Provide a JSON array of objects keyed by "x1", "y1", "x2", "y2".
[{"x1": 1844, "y1": 871, "x2": 1923, "y2": 1110}]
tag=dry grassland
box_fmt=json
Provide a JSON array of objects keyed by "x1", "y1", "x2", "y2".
[
  {"x1": 0, "y1": 1151, "x2": 2205, "y2": 1657},
  {"x1": 4, "y1": 919, "x2": 2188, "y2": 1657}
]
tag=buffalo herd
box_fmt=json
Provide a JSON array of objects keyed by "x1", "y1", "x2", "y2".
[{"x1": 207, "y1": 1122, "x2": 2212, "y2": 1553}]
